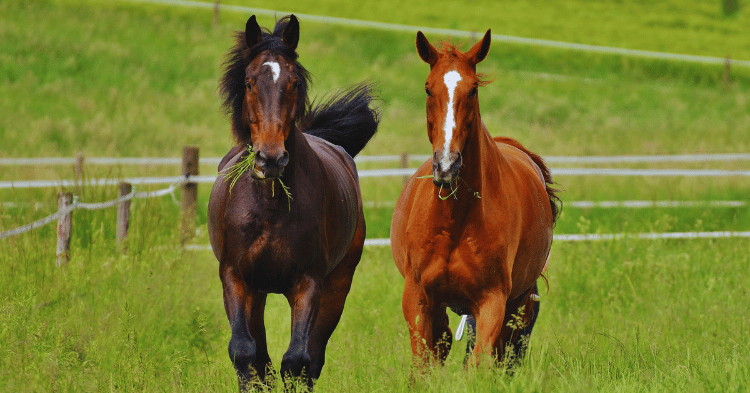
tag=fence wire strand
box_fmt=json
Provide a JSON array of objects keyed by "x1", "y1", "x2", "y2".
[{"x1": 0, "y1": 179, "x2": 185, "y2": 239}]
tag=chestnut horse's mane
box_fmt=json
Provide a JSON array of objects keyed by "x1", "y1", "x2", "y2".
[
  {"x1": 220, "y1": 16, "x2": 311, "y2": 146},
  {"x1": 495, "y1": 137, "x2": 562, "y2": 224}
]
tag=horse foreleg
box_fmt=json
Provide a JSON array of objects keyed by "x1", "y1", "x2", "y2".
[
  {"x1": 472, "y1": 294, "x2": 509, "y2": 365},
  {"x1": 282, "y1": 276, "x2": 321, "y2": 389},
  {"x1": 402, "y1": 279, "x2": 452, "y2": 367},
  {"x1": 307, "y1": 236, "x2": 363, "y2": 381},
  {"x1": 221, "y1": 266, "x2": 271, "y2": 391},
  {"x1": 473, "y1": 285, "x2": 541, "y2": 369}
]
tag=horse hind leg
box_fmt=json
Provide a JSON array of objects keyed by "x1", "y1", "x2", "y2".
[
  {"x1": 504, "y1": 283, "x2": 541, "y2": 368},
  {"x1": 460, "y1": 315, "x2": 477, "y2": 365}
]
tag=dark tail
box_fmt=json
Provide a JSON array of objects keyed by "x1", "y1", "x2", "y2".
[{"x1": 300, "y1": 83, "x2": 381, "y2": 158}]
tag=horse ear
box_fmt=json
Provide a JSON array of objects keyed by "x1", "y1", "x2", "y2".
[
  {"x1": 282, "y1": 15, "x2": 300, "y2": 50},
  {"x1": 245, "y1": 15, "x2": 262, "y2": 48},
  {"x1": 416, "y1": 31, "x2": 438, "y2": 66},
  {"x1": 467, "y1": 29, "x2": 491, "y2": 65}
]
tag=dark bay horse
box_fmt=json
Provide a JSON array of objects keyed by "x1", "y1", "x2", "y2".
[
  {"x1": 208, "y1": 15, "x2": 379, "y2": 390},
  {"x1": 390, "y1": 30, "x2": 559, "y2": 368}
]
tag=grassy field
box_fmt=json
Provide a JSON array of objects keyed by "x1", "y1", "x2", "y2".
[{"x1": 1, "y1": 0, "x2": 749, "y2": 391}]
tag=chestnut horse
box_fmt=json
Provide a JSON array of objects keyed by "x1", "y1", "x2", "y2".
[
  {"x1": 391, "y1": 30, "x2": 559, "y2": 368},
  {"x1": 208, "y1": 15, "x2": 379, "y2": 390}
]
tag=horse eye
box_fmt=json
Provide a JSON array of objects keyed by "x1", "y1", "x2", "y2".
[
  {"x1": 293, "y1": 80, "x2": 301, "y2": 90},
  {"x1": 245, "y1": 81, "x2": 252, "y2": 91},
  {"x1": 425, "y1": 87, "x2": 432, "y2": 97},
  {"x1": 468, "y1": 87, "x2": 478, "y2": 98}
]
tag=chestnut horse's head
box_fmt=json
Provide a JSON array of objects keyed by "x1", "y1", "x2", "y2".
[
  {"x1": 221, "y1": 15, "x2": 310, "y2": 180},
  {"x1": 416, "y1": 30, "x2": 491, "y2": 186}
]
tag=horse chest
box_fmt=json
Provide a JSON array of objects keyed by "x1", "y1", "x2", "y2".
[
  {"x1": 410, "y1": 231, "x2": 508, "y2": 293},
  {"x1": 223, "y1": 209, "x2": 320, "y2": 285}
]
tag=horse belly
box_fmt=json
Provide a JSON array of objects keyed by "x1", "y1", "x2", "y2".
[{"x1": 323, "y1": 172, "x2": 360, "y2": 269}]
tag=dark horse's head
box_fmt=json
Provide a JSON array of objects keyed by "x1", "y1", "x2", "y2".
[
  {"x1": 220, "y1": 15, "x2": 310, "y2": 180},
  {"x1": 416, "y1": 30, "x2": 491, "y2": 186}
]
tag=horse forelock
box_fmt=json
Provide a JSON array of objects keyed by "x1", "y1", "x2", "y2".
[
  {"x1": 220, "y1": 16, "x2": 311, "y2": 146},
  {"x1": 432, "y1": 40, "x2": 492, "y2": 87}
]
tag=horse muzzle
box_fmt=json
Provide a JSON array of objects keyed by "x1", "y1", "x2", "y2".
[
  {"x1": 252, "y1": 150, "x2": 289, "y2": 180},
  {"x1": 432, "y1": 150, "x2": 462, "y2": 186}
]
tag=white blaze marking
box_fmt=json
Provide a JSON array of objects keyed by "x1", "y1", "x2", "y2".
[
  {"x1": 441, "y1": 70, "x2": 462, "y2": 171},
  {"x1": 263, "y1": 61, "x2": 280, "y2": 82}
]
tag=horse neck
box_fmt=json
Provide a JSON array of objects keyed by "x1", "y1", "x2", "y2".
[
  {"x1": 458, "y1": 119, "x2": 499, "y2": 191},
  {"x1": 424, "y1": 120, "x2": 496, "y2": 221},
  {"x1": 282, "y1": 127, "x2": 310, "y2": 179}
]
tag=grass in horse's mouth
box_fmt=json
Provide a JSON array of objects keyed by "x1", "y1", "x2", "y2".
[
  {"x1": 224, "y1": 145, "x2": 293, "y2": 210},
  {"x1": 275, "y1": 178, "x2": 293, "y2": 211},
  {"x1": 416, "y1": 175, "x2": 481, "y2": 201},
  {"x1": 224, "y1": 146, "x2": 256, "y2": 192}
]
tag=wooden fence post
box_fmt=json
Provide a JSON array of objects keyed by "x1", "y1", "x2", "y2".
[
  {"x1": 724, "y1": 56, "x2": 731, "y2": 88},
  {"x1": 181, "y1": 146, "x2": 199, "y2": 245},
  {"x1": 213, "y1": 1, "x2": 220, "y2": 27},
  {"x1": 75, "y1": 152, "x2": 85, "y2": 181},
  {"x1": 401, "y1": 152, "x2": 409, "y2": 185},
  {"x1": 56, "y1": 192, "x2": 73, "y2": 266},
  {"x1": 723, "y1": 0, "x2": 739, "y2": 16},
  {"x1": 117, "y1": 182, "x2": 132, "y2": 254}
]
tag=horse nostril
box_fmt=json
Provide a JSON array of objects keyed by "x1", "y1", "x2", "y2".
[
  {"x1": 255, "y1": 151, "x2": 268, "y2": 168},
  {"x1": 450, "y1": 152, "x2": 463, "y2": 173},
  {"x1": 255, "y1": 150, "x2": 288, "y2": 172},
  {"x1": 278, "y1": 151, "x2": 289, "y2": 167}
]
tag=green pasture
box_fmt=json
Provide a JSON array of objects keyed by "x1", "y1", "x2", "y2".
[{"x1": 2, "y1": 0, "x2": 749, "y2": 391}]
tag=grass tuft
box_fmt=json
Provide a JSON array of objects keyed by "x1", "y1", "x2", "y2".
[{"x1": 222, "y1": 145, "x2": 256, "y2": 194}]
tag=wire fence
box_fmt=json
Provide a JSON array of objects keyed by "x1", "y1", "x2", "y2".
[
  {"x1": 124, "y1": 0, "x2": 750, "y2": 68},
  {"x1": 3, "y1": 153, "x2": 750, "y2": 167},
  {"x1": 0, "y1": 181, "x2": 184, "y2": 240},
  {"x1": 2, "y1": 167, "x2": 749, "y2": 190},
  {"x1": 180, "y1": 229, "x2": 750, "y2": 251},
  {"x1": 2, "y1": 149, "x2": 748, "y2": 246}
]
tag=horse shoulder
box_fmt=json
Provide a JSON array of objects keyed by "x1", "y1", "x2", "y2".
[
  {"x1": 391, "y1": 160, "x2": 439, "y2": 276},
  {"x1": 217, "y1": 145, "x2": 247, "y2": 172},
  {"x1": 208, "y1": 146, "x2": 248, "y2": 261}
]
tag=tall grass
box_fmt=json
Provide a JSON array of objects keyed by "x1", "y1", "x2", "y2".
[{"x1": 2, "y1": 219, "x2": 749, "y2": 391}]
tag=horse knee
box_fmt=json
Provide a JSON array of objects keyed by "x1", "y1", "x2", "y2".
[
  {"x1": 281, "y1": 349, "x2": 312, "y2": 381},
  {"x1": 228, "y1": 335, "x2": 256, "y2": 377}
]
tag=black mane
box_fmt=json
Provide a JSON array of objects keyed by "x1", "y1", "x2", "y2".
[{"x1": 220, "y1": 16, "x2": 311, "y2": 146}]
